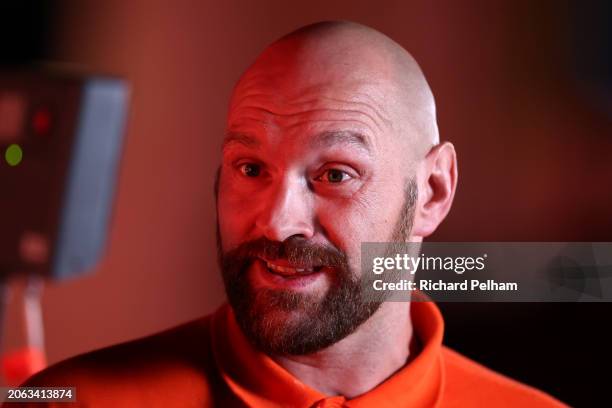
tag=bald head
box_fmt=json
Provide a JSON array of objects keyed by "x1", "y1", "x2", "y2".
[{"x1": 229, "y1": 21, "x2": 439, "y2": 158}]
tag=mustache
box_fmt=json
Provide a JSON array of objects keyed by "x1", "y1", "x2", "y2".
[{"x1": 222, "y1": 236, "x2": 347, "y2": 268}]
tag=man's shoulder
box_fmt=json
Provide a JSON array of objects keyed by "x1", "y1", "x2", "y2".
[
  {"x1": 440, "y1": 346, "x2": 568, "y2": 407},
  {"x1": 16, "y1": 314, "x2": 228, "y2": 407}
]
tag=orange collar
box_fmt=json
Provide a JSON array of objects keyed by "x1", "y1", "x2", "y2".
[{"x1": 211, "y1": 301, "x2": 445, "y2": 407}]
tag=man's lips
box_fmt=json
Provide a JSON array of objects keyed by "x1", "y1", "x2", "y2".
[
  {"x1": 250, "y1": 258, "x2": 328, "y2": 290},
  {"x1": 260, "y1": 257, "x2": 325, "y2": 277}
]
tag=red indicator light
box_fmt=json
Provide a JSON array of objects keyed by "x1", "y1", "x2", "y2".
[{"x1": 32, "y1": 108, "x2": 51, "y2": 135}]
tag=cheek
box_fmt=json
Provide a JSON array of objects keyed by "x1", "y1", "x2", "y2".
[
  {"x1": 317, "y1": 187, "x2": 400, "y2": 249},
  {"x1": 332, "y1": 194, "x2": 403, "y2": 279},
  {"x1": 315, "y1": 197, "x2": 382, "y2": 271},
  {"x1": 217, "y1": 204, "x2": 237, "y2": 252},
  {"x1": 217, "y1": 183, "x2": 257, "y2": 251}
]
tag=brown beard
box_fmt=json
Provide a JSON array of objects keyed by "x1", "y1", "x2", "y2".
[{"x1": 216, "y1": 176, "x2": 417, "y2": 356}]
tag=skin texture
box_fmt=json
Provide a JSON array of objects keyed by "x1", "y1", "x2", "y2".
[{"x1": 216, "y1": 21, "x2": 458, "y2": 398}]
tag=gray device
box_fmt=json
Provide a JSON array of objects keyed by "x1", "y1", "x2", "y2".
[{"x1": 0, "y1": 68, "x2": 129, "y2": 280}]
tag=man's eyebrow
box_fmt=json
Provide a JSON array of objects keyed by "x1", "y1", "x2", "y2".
[
  {"x1": 222, "y1": 132, "x2": 261, "y2": 150},
  {"x1": 311, "y1": 130, "x2": 372, "y2": 153},
  {"x1": 222, "y1": 130, "x2": 372, "y2": 152}
]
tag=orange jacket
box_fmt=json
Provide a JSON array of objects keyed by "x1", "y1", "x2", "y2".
[{"x1": 9, "y1": 302, "x2": 567, "y2": 407}]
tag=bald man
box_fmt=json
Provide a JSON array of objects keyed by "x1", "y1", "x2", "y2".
[{"x1": 10, "y1": 21, "x2": 567, "y2": 407}]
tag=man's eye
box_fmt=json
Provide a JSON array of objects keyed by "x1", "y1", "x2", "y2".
[
  {"x1": 319, "y1": 169, "x2": 351, "y2": 183},
  {"x1": 239, "y1": 163, "x2": 261, "y2": 177}
]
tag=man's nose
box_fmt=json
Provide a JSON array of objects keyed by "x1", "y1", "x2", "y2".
[{"x1": 255, "y1": 177, "x2": 314, "y2": 242}]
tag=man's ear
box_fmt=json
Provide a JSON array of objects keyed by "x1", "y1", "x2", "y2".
[{"x1": 411, "y1": 142, "x2": 458, "y2": 238}]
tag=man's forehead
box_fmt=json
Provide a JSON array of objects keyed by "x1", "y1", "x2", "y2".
[
  {"x1": 229, "y1": 80, "x2": 392, "y2": 131},
  {"x1": 227, "y1": 53, "x2": 396, "y2": 146}
]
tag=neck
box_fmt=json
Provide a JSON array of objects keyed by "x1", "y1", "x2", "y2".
[{"x1": 272, "y1": 302, "x2": 413, "y2": 398}]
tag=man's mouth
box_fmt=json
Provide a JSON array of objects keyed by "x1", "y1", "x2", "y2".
[
  {"x1": 262, "y1": 258, "x2": 325, "y2": 278},
  {"x1": 249, "y1": 258, "x2": 329, "y2": 290}
]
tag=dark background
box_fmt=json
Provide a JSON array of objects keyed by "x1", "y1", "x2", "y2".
[{"x1": 1, "y1": 1, "x2": 611, "y2": 406}]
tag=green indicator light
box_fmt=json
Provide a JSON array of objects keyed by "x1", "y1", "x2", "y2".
[{"x1": 5, "y1": 144, "x2": 23, "y2": 166}]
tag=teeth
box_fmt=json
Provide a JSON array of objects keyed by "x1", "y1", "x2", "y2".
[{"x1": 265, "y1": 261, "x2": 314, "y2": 276}]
